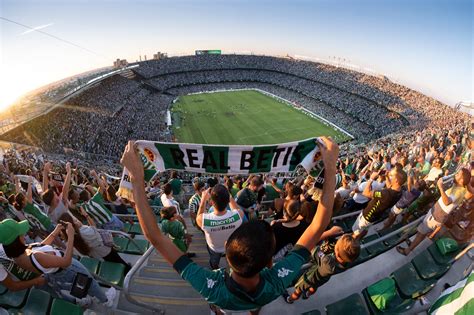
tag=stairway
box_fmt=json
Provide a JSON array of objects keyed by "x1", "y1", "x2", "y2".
[
  {"x1": 116, "y1": 216, "x2": 211, "y2": 315},
  {"x1": 120, "y1": 69, "x2": 136, "y2": 80}
]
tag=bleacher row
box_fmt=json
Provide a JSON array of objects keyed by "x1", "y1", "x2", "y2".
[{"x1": 302, "y1": 240, "x2": 464, "y2": 315}]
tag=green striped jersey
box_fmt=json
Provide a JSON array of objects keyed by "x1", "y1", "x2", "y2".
[{"x1": 81, "y1": 192, "x2": 113, "y2": 225}]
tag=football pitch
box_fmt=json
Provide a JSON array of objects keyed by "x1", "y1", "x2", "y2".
[{"x1": 171, "y1": 90, "x2": 349, "y2": 145}]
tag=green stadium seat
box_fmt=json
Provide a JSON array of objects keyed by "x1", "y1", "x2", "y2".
[
  {"x1": 378, "y1": 223, "x2": 403, "y2": 237},
  {"x1": 0, "y1": 285, "x2": 7, "y2": 295},
  {"x1": 123, "y1": 222, "x2": 132, "y2": 233},
  {"x1": 365, "y1": 241, "x2": 387, "y2": 256},
  {"x1": 98, "y1": 261, "x2": 126, "y2": 287},
  {"x1": 427, "y1": 242, "x2": 459, "y2": 265},
  {"x1": 9, "y1": 289, "x2": 51, "y2": 315},
  {"x1": 392, "y1": 263, "x2": 436, "y2": 298},
  {"x1": 113, "y1": 236, "x2": 129, "y2": 252},
  {"x1": 326, "y1": 293, "x2": 369, "y2": 315},
  {"x1": 301, "y1": 310, "x2": 321, "y2": 315},
  {"x1": 362, "y1": 280, "x2": 414, "y2": 314},
  {"x1": 412, "y1": 249, "x2": 450, "y2": 280},
  {"x1": 126, "y1": 207, "x2": 135, "y2": 214},
  {"x1": 126, "y1": 239, "x2": 149, "y2": 254},
  {"x1": 361, "y1": 234, "x2": 379, "y2": 244},
  {"x1": 128, "y1": 223, "x2": 143, "y2": 235},
  {"x1": 382, "y1": 233, "x2": 401, "y2": 247},
  {"x1": 80, "y1": 257, "x2": 101, "y2": 275},
  {"x1": 50, "y1": 298, "x2": 83, "y2": 315},
  {"x1": 0, "y1": 289, "x2": 28, "y2": 308}
]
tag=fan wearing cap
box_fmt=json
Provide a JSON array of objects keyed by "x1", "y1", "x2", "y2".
[{"x1": 0, "y1": 219, "x2": 115, "y2": 306}]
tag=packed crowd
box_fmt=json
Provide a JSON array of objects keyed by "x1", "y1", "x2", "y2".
[
  {"x1": 137, "y1": 54, "x2": 467, "y2": 128},
  {"x1": 0, "y1": 75, "x2": 171, "y2": 157},
  {"x1": 1, "y1": 55, "x2": 468, "y2": 162},
  {"x1": 120, "y1": 120, "x2": 472, "y2": 314},
  {"x1": 149, "y1": 69, "x2": 405, "y2": 135},
  {"x1": 0, "y1": 113, "x2": 471, "y2": 313}
]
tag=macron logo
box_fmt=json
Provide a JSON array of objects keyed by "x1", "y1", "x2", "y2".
[{"x1": 277, "y1": 268, "x2": 293, "y2": 278}]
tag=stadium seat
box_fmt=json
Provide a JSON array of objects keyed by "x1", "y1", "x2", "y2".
[
  {"x1": 0, "y1": 289, "x2": 28, "y2": 308},
  {"x1": 427, "y1": 242, "x2": 459, "y2": 265},
  {"x1": 50, "y1": 298, "x2": 83, "y2": 315},
  {"x1": 123, "y1": 222, "x2": 132, "y2": 233},
  {"x1": 98, "y1": 261, "x2": 126, "y2": 287},
  {"x1": 128, "y1": 223, "x2": 143, "y2": 235},
  {"x1": 361, "y1": 234, "x2": 379, "y2": 244},
  {"x1": 326, "y1": 293, "x2": 369, "y2": 315},
  {"x1": 364, "y1": 241, "x2": 387, "y2": 257},
  {"x1": 412, "y1": 249, "x2": 450, "y2": 280},
  {"x1": 8, "y1": 289, "x2": 51, "y2": 315},
  {"x1": 113, "y1": 236, "x2": 129, "y2": 252},
  {"x1": 392, "y1": 263, "x2": 436, "y2": 298},
  {"x1": 80, "y1": 256, "x2": 101, "y2": 274},
  {"x1": 0, "y1": 285, "x2": 6, "y2": 295},
  {"x1": 377, "y1": 223, "x2": 403, "y2": 237},
  {"x1": 301, "y1": 310, "x2": 321, "y2": 315},
  {"x1": 126, "y1": 239, "x2": 149, "y2": 254},
  {"x1": 362, "y1": 279, "x2": 414, "y2": 314}
]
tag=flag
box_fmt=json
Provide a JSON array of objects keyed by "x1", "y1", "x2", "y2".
[
  {"x1": 429, "y1": 270, "x2": 474, "y2": 314},
  {"x1": 117, "y1": 138, "x2": 322, "y2": 201}
]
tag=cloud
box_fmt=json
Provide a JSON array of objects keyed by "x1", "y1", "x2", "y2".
[{"x1": 21, "y1": 23, "x2": 54, "y2": 35}]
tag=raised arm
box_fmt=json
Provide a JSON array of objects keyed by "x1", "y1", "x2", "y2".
[
  {"x1": 61, "y1": 162, "x2": 72, "y2": 205},
  {"x1": 196, "y1": 188, "x2": 211, "y2": 229},
  {"x1": 121, "y1": 141, "x2": 183, "y2": 265},
  {"x1": 42, "y1": 162, "x2": 52, "y2": 192},
  {"x1": 437, "y1": 177, "x2": 452, "y2": 206},
  {"x1": 362, "y1": 171, "x2": 379, "y2": 198},
  {"x1": 36, "y1": 222, "x2": 74, "y2": 268},
  {"x1": 296, "y1": 137, "x2": 338, "y2": 251},
  {"x1": 90, "y1": 170, "x2": 107, "y2": 194},
  {"x1": 26, "y1": 176, "x2": 33, "y2": 204}
]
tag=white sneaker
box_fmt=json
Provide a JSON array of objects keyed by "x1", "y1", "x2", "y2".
[
  {"x1": 76, "y1": 296, "x2": 93, "y2": 308},
  {"x1": 104, "y1": 287, "x2": 117, "y2": 308}
]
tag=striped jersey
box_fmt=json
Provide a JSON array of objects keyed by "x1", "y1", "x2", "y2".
[
  {"x1": 188, "y1": 193, "x2": 201, "y2": 214},
  {"x1": 81, "y1": 192, "x2": 113, "y2": 225}
]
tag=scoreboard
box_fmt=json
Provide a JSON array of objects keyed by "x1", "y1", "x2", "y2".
[{"x1": 195, "y1": 50, "x2": 221, "y2": 55}]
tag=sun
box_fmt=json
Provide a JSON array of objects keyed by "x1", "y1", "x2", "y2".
[{"x1": 0, "y1": 68, "x2": 37, "y2": 112}]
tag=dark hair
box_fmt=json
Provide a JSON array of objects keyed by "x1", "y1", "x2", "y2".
[
  {"x1": 42, "y1": 189, "x2": 55, "y2": 206},
  {"x1": 300, "y1": 200, "x2": 317, "y2": 224},
  {"x1": 193, "y1": 181, "x2": 205, "y2": 192},
  {"x1": 160, "y1": 206, "x2": 177, "y2": 220},
  {"x1": 171, "y1": 171, "x2": 178, "y2": 179},
  {"x1": 225, "y1": 177, "x2": 233, "y2": 192},
  {"x1": 211, "y1": 184, "x2": 230, "y2": 211},
  {"x1": 163, "y1": 183, "x2": 172, "y2": 195},
  {"x1": 226, "y1": 221, "x2": 275, "y2": 278},
  {"x1": 14, "y1": 193, "x2": 26, "y2": 211},
  {"x1": 79, "y1": 190, "x2": 90, "y2": 202},
  {"x1": 250, "y1": 176, "x2": 264, "y2": 188},
  {"x1": 58, "y1": 213, "x2": 91, "y2": 256},
  {"x1": 283, "y1": 199, "x2": 301, "y2": 221},
  {"x1": 3, "y1": 237, "x2": 28, "y2": 258}
]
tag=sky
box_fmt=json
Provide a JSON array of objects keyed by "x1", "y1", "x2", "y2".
[{"x1": 0, "y1": 0, "x2": 472, "y2": 110}]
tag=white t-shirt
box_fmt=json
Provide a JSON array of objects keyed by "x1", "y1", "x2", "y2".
[
  {"x1": 425, "y1": 167, "x2": 443, "y2": 182},
  {"x1": 161, "y1": 194, "x2": 181, "y2": 213},
  {"x1": 49, "y1": 198, "x2": 68, "y2": 223},
  {"x1": 79, "y1": 226, "x2": 112, "y2": 259},
  {"x1": 0, "y1": 265, "x2": 7, "y2": 282},
  {"x1": 201, "y1": 209, "x2": 243, "y2": 253},
  {"x1": 353, "y1": 182, "x2": 370, "y2": 204}
]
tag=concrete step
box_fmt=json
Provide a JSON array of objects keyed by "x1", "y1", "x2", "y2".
[
  {"x1": 129, "y1": 277, "x2": 203, "y2": 299},
  {"x1": 123, "y1": 292, "x2": 209, "y2": 315},
  {"x1": 139, "y1": 266, "x2": 183, "y2": 279}
]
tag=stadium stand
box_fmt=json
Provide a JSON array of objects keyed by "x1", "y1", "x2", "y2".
[{"x1": 0, "y1": 54, "x2": 471, "y2": 315}]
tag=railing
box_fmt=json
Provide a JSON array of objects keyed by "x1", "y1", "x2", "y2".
[{"x1": 123, "y1": 246, "x2": 164, "y2": 314}]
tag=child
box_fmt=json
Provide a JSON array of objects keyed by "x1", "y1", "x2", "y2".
[
  {"x1": 284, "y1": 234, "x2": 360, "y2": 303},
  {"x1": 160, "y1": 206, "x2": 194, "y2": 256}
]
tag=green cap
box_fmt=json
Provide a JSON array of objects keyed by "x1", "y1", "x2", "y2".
[{"x1": 0, "y1": 219, "x2": 30, "y2": 245}]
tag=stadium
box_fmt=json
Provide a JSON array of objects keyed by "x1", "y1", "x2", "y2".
[{"x1": 0, "y1": 1, "x2": 473, "y2": 315}]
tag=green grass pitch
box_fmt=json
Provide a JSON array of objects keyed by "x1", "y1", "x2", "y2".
[{"x1": 171, "y1": 90, "x2": 349, "y2": 145}]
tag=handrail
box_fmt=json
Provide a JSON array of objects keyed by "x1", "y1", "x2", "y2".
[
  {"x1": 360, "y1": 215, "x2": 424, "y2": 249},
  {"x1": 98, "y1": 229, "x2": 146, "y2": 255},
  {"x1": 123, "y1": 246, "x2": 164, "y2": 314},
  {"x1": 332, "y1": 210, "x2": 362, "y2": 220}
]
